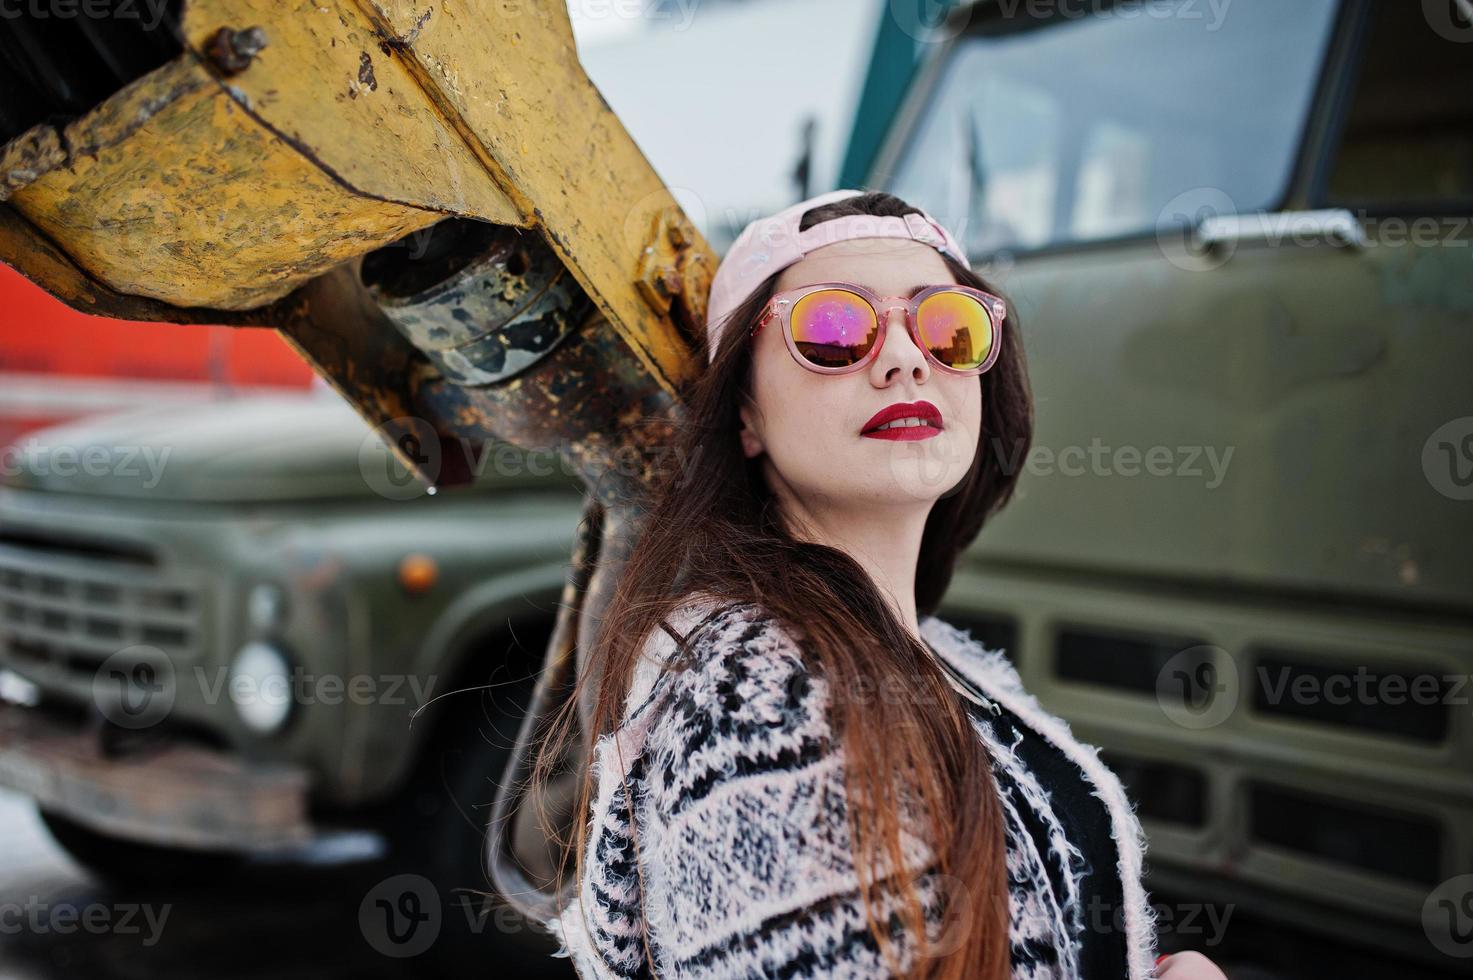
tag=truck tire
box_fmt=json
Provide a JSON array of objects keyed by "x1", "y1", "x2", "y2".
[{"x1": 38, "y1": 810, "x2": 245, "y2": 885}]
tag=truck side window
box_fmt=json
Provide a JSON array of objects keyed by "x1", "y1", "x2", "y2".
[
  {"x1": 1323, "y1": 3, "x2": 1473, "y2": 211},
  {"x1": 886, "y1": 0, "x2": 1340, "y2": 257}
]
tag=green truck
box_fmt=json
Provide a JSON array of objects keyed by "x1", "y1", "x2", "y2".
[
  {"x1": 846, "y1": 0, "x2": 1472, "y2": 973},
  {"x1": 0, "y1": 391, "x2": 584, "y2": 970}
]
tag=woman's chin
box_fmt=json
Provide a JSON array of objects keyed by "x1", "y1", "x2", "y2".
[{"x1": 860, "y1": 443, "x2": 974, "y2": 497}]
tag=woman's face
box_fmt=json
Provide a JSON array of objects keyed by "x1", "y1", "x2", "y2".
[{"x1": 738, "y1": 236, "x2": 983, "y2": 521}]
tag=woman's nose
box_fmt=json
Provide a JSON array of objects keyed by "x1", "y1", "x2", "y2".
[{"x1": 872, "y1": 305, "x2": 929, "y2": 382}]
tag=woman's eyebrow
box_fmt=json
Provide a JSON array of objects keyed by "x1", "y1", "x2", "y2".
[{"x1": 855, "y1": 283, "x2": 944, "y2": 297}]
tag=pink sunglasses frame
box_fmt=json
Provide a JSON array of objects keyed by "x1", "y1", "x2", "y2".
[{"x1": 752, "y1": 280, "x2": 1006, "y2": 377}]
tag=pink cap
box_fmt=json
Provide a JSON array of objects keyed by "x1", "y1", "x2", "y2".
[{"x1": 703, "y1": 188, "x2": 970, "y2": 363}]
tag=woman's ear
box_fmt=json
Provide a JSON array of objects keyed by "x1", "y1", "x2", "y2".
[{"x1": 737, "y1": 402, "x2": 763, "y2": 459}]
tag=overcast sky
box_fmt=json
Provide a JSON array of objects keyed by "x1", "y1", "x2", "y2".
[{"x1": 569, "y1": 0, "x2": 884, "y2": 252}]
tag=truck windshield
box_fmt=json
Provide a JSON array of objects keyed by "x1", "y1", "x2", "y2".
[{"x1": 887, "y1": 0, "x2": 1341, "y2": 257}]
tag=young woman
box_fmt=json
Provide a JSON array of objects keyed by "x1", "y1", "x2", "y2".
[{"x1": 536, "y1": 190, "x2": 1227, "y2": 980}]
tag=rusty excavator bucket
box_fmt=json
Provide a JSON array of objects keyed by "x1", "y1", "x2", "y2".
[{"x1": 0, "y1": 0, "x2": 714, "y2": 922}]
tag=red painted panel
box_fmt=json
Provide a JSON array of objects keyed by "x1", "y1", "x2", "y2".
[
  {"x1": 0, "y1": 264, "x2": 315, "y2": 386},
  {"x1": 0, "y1": 264, "x2": 316, "y2": 445}
]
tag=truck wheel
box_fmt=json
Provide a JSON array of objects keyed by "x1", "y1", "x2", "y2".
[
  {"x1": 38, "y1": 810, "x2": 245, "y2": 885},
  {"x1": 372, "y1": 650, "x2": 573, "y2": 978}
]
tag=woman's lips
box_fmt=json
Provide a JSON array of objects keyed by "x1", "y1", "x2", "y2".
[
  {"x1": 862, "y1": 424, "x2": 941, "y2": 441},
  {"x1": 861, "y1": 399, "x2": 944, "y2": 440}
]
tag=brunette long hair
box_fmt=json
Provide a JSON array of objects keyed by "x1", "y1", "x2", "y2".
[{"x1": 536, "y1": 191, "x2": 1034, "y2": 979}]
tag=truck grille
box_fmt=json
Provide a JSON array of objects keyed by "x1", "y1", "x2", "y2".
[{"x1": 0, "y1": 534, "x2": 205, "y2": 679}]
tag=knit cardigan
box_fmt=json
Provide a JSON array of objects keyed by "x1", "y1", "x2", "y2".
[{"x1": 544, "y1": 595, "x2": 1159, "y2": 979}]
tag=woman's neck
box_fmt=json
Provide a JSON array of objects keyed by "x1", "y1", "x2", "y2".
[{"x1": 778, "y1": 495, "x2": 929, "y2": 641}]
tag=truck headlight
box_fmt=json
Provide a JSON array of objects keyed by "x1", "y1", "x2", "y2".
[{"x1": 230, "y1": 642, "x2": 294, "y2": 734}]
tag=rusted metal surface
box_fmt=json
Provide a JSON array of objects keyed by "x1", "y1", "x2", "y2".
[
  {"x1": 178, "y1": 0, "x2": 525, "y2": 221},
  {"x1": 0, "y1": 701, "x2": 311, "y2": 851},
  {"x1": 0, "y1": 126, "x2": 67, "y2": 203},
  {"x1": 205, "y1": 25, "x2": 269, "y2": 76},
  {"x1": 0, "y1": 56, "x2": 216, "y2": 205},
  {"x1": 345, "y1": 0, "x2": 706, "y2": 395},
  {"x1": 365, "y1": 221, "x2": 593, "y2": 386},
  {"x1": 635, "y1": 203, "x2": 713, "y2": 349},
  {"x1": 419, "y1": 322, "x2": 681, "y2": 505},
  {"x1": 1, "y1": 0, "x2": 710, "y2": 397},
  {"x1": 6, "y1": 57, "x2": 445, "y2": 310},
  {"x1": 267, "y1": 260, "x2": 479, "y2": 489},
  {"x1": 0, "y1": 203, "x2": 272, "y2": 324},
  {"x1": 2, "y1": 0, "x2": 710, "y2": 395}
]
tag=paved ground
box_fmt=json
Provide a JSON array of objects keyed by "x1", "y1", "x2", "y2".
[
  {"x1": 0, "y1": 789, "x2": 570, "y2": 980},
  {"x1": 2, "y1": 788, "x2": 1462, "y2": 980}
]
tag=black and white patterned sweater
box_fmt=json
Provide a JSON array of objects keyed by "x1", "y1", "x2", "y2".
[{"x1": 544, "y1": 595, "x2": 1159, "y2": 979}]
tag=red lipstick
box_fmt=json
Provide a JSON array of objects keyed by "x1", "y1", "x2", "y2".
[{"x1": 861, "y1": 400, "x2": 943, "y2": 441}]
